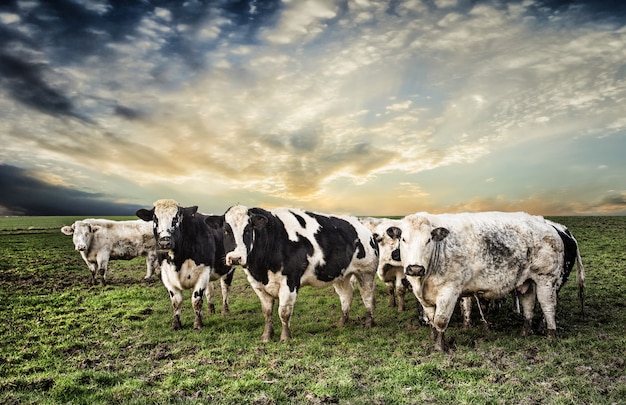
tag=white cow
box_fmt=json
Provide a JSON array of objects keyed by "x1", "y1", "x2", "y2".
[
  {"x1": 391, "y1": 211, "x2": 585, "y2": 351},
  {"x1": 61, "y1": 219, "x2": 159, "y2": 285}
]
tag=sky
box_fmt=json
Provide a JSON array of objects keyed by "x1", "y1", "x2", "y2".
[{"x1": 1, "y1": 0, "x2": 626, "y2": 217}]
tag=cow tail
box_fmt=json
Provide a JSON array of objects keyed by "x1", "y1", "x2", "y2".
[{"x1": 575, "y1": 246, "x2": 586, "y2": 317}]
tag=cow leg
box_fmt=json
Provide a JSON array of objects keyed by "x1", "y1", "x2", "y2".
[
  {"x1": 278, "y1": 285, "x2": 297, "y2": 342},
  {"x1": 87, "y1": 262, "x2": 98, "y2": 285},
  {"x1": 519, "y1": 281, "x2": 536, "y2": 337},
  {"x1": 535, "y1": 277, "x2": 558, "y2": 338},
  {"x1": 460, "y1": 297, "x2": 472, "y2": 328},
  {"x1": 207, "y1": 281, "x2": 216, "y2": 315},
  {"x1": 96, "y1": 253, "x2": 109, "y2": 285},
  {"x1": 169, "y1": 289, "x2": 183, "y2": 330},
  {"x1": 192, "y1": 286, "x2": 205, "y2": 330},
  {"x1": 433, "y1": 291, "x2": 460, "y2": 351},
  {"x1": 144, "y1": 254, "x2": 155, "y2": 280},
  {"x1": 220, "y1": 278, "x2": 230, "y2": 315},
  {"x1": 333, "y1": 277, "x2": 355, "y2": 327},
  {"x1": 396, "y1": 276, "x2": 406, "y2": 312},
  {"x1": 252, "y1": 287, "x2": 275, "y2": 342},
  {"x1": 385, "y1": 281, "x2": 395, "y2": 307},
  {"x1": 354, "y1": 272, "x2": 376, "y2": 328}
]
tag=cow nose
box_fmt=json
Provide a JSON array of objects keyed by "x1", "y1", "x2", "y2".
[
  {"x1": 77, "y1": 245, "x2": 86, "y2": 251},
  {"x1": 228, "y1": 256, "x2": 241, "y2": 266},
  {"x1": 405, "y1": 265, "x2": 426, "y2": 277},
  {"x1": 158, "y1": 236, "x2": 172, "y2": 249}
]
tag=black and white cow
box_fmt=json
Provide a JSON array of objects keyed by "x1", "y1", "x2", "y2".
[
  {"x1": 136, "y1": 199, "x2": 235, "y2": 330},
  {"x1": 206, "y1": 205, "x2": 379, "y2": 342},
  {"x1": 61, "y1": 219, "x2": 159, "y2": 285},
  {"x1": 390, "y1": 211, "x2": 585, "y2": 351},
  {"x1": 360, "y1": 217, "x2": 409, "y2": 311}
]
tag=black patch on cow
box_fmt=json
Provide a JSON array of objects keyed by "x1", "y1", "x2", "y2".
[
  {"x1": 480, "y1": 230, "x2": 526, "y2": 272},
  {"x1": 242, "y1": 208, "x2": 288, "y2": 286},
  {"x1": 370, "y1": 235, "x2": 379, "y2": 257},
  {"x1": 306, "y1": 212, "x2": 362, "y2": 282},
  {"x1": 194, "y1": 288, "x2": 205, "y2": 299},
  {"x1": 483, "y1": 232, "x2": 514, "y2": 259},
  {"x1": 291, "y1": 211, "x2": 307, "y2": 228},
  {"x1": 552, "y1": 226, "x2": 577, "y2": 289},
  {"x1": 391, "y1": 248, "x2": 400, "y2": 261}
]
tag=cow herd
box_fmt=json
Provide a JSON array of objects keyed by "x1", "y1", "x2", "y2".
[{"x1": 61, "y1": 199, "x2": 585, "y2": 351}]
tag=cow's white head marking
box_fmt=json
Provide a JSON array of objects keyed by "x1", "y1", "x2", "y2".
[
  {"x1": 223, "y1": 205, "x2": 255, "y2": 266},
  {"x1": 137, "y1": 199, "x2": 193, "y2": 251}
]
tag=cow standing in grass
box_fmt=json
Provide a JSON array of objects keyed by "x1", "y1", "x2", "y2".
[
  {"x1": 206, "y1": 205, "x2": 379, "y2": 342},
  {"x1": 61, "y1": 219, "x2": 159, "y2": 285},
  {"x1": 136, "y1": 199, "x2": 235, "y2": 330},
  {"x1": 360, "y1": 217, "x2": 410, "y2": 312},
  {"x1": 390, "y1": 211, "x2": 585, "y2": 351}
]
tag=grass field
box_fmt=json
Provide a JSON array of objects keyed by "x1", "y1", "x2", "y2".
[{"x1": 1, "y1": 216, "x2": 625, "y2": 404}]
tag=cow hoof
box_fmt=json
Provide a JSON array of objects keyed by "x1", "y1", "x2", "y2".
[
  {"x1": 208, "y1": 304, "x2": 216, "y2": 315},
  {"x1": 520, "y1": 321, "x2": 533, "y2": 337},
  {"x1": 261, "y1": 334, "x2": 272, "y2": 343},
  {"x1": 172, "y1": 315, "x2": 182, "y2": 330},
  {"x1": 546, "y1": 329, "x2": 557, "y2": 339},
  {"x1": 365, "y1": 316, "x2": 375, "y2": 328}
]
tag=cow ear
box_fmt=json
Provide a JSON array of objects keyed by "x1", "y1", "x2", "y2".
[
  {"x1": 184, "y1": 206, "x2": 199, "y2": 216},
  {"x1": 386, "y1": 226, "x2": 402, "y2": 240},
  {"x1": 431, "y1": 227, "x2": 449, "y2": 242},
  {"x1": 136, "y1": 208, "x2": 154, "y2": 221},
  {"x1": 251, "y1": 214, "x2": 268, "y2": 230},
  {"x1": 61, "y1": 226, "x2": 74, "y2": 235},
  {"x1": 205, "y1": 215, "x2": 224, "y2": 229}
]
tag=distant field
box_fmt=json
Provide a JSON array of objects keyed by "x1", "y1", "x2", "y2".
[{"x1": 1, "y1": 216, "x2": 625, "y2": 404}]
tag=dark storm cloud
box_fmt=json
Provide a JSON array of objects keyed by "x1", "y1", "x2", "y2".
[
  {"x1": 0, "y1": 53, "x2": 90, "y2": 122},
  {"x1": 0, "y1": 165, "x2": 141, "y2": 216}
]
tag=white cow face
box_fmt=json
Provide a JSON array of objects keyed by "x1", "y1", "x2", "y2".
[
  {"x1": 397, "y1": 214, "x2": 449, "y2": 277},
  {"x1": 61, "y1": 221, "x2": 99, "y2": 252},
  {"x1": 222, "y1": 205, "x2": 267, "y2": 267},
  {"x1": 374, "y1": 222, "x2": 403, "y2": 268}
]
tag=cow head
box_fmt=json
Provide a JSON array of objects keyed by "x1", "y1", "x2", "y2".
[
  {"x1": 136, "y1": 199, "x2": 197, "y2": 251},
  {"x1": 373, "y1": 220, "x2": 403, "y2": 273},
  {"x1": 207, "y1": 205, "x2": 267, "y2": 267},
  {"x1": 389, "y1": 214, "x2": 449, "y2": 277},
  {"x1": 61, "y1": 221, "x2": 100, "y2": 252}
]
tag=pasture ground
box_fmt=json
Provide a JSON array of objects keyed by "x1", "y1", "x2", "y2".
[{"x1": 0, "y1": 216, "x2": 625, "y2": 404}]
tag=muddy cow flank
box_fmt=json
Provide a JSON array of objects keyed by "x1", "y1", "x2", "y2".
[
  {"x1": 61, "y1": 219, "x2": 159, "y2": 285},
  {"x1": 206, "y1": 205, "x2": 379, "y2": 342},
  {"x1": 391, "y1": 211, "x2": 585, "y2": 351},
  {"x1": 136, "y1": 199, "x2": 235, "y2": 330}
]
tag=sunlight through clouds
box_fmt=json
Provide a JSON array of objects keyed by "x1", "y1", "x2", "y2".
[{"x1": 1, "y1": 0, "x2": 625, "y2": 215}]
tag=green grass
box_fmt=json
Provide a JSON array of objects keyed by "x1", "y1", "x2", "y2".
[{"x1": 1, "y1": 216, "x2": 625, "y2": 404}]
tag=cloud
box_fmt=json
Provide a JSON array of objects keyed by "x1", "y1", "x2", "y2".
[
  {"x1": 0, "y1": 164, "x2": 142, "y2": 216},
  {"x1": 1, "y1": 1, "x2": 625, "y2": 216}
]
